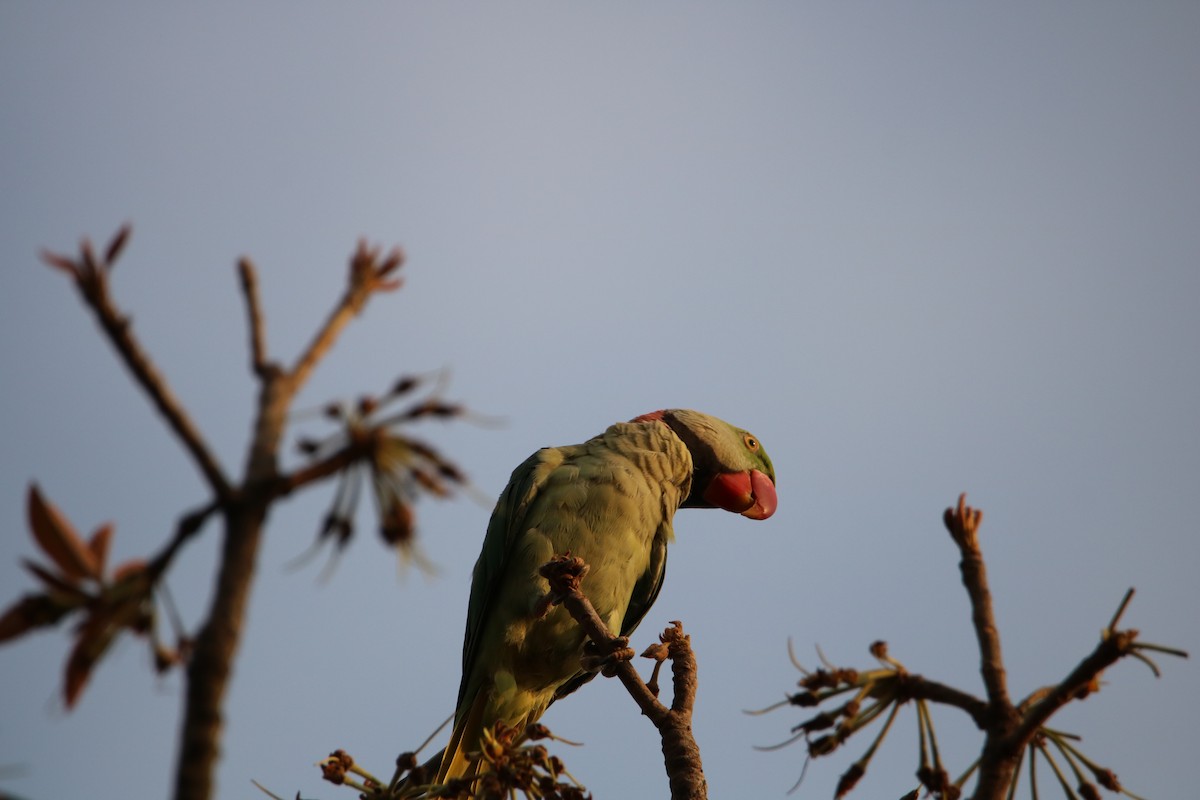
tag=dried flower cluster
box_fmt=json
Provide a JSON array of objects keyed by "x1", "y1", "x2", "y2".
[
  {"x1": 310, "y1": 723, "x2": 590, "y2": 800},
  {"x1": 291, "y1": 374, "x2": 472, "y2": 574},
  {"x1": 752, "y1": 496, "x2": 1187, "y2": 800}
]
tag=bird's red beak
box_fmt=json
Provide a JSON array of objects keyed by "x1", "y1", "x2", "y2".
[{"x1": 703, "y1": 469, "x2": 777, "y2": 520}]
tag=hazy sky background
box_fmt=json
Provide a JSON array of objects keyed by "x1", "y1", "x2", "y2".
[{"x1": 1, "y1": 4, "x2": 1197, "y2": 799}]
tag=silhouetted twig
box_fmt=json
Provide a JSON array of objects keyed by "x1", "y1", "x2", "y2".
[
  {"x1": 756, "y1": 494, "x2": 1186, "y2": 800},
  {"x1": 42, "y1": 226, "x2": 233, "y2": 501},
  {"x1": 34, "y1": 227, "x2": 423, "y2": 800}
]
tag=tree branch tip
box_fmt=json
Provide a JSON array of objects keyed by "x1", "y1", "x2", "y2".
[
  {"x1": 943, "y1": 492, "x2": 982, "y2": 546},
  {"x1": 1106, "y1": 587, "x2": 1136, "y2": 633},
  {"x1": 662, "y1": 619, "x2": 687, "y2": 640},
  {"x1": 103, "y1": 224, "x2": 132, "y2": 267},
  {"x1": 236, "y1": 254, "x2": 271, "y2": 373},
  {"x1": 39, "y1": 247, "x2": 79, "y2": 278},
  {"x1": 80, "y1": 236, "x2": 100, "y2": 273},
  {"x1": 787, "y1": 637, "x2": 811, "y2": 674},
  {"x1": 1135, "y1": 642, "x2": 1189, "y2": 659}
]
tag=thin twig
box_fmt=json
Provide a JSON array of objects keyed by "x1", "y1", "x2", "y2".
[
  {"x1": 907, "y1": 675, "x2": 989, "y2": 729},
  {"x1": 268, "y1": 435, "x2": 374, "y2": 500},
  {"x1": 943, "y1": 494, "x2": 1024, "y2": 800},
  {"x1": 44, "y1": 237, "x2": 233, "y2": 500},
  {"x1": 147, "y1": 500, "x2": 221, "y2": 581},
  {"x1": 237, "y1": 257, "x2": 271, "y2": 376},
  {"x1": 1010, "y1": 629, "x2": 1138, "y2": 747},
  {"x1": 289, "y1": 242, "x2": 402, "y2": 391},
  {"x1": 1106, "y1": 588, "x2": 1135, "y2": 634},
  {"x1": 944, "y1": 494, "x2": 1012, "y2": 715}
]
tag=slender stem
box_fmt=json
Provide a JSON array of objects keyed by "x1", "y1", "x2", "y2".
[
  {"x1": 269, "y1": 436, "x2": 374, "y2": 499},
  {"x1": 1010, "y1": 630, "x2": 1137, "y2": 747},
  {"x1": 237, "y1": 257, "x2": 270, "y2": 376},
  {"x1": 943, "y1": 495, "x2": 1024, "y2": 800},
  {"x1": 70, "y1": 263, "x2": 232, "y2": 500},
  {"x1": 907, "y1": 675, "x2": 988, "y2": 729},
  {"x1": 147, "y1": 500, "x2": 221, "y2": 581},
  {"x1": 946, "y1": 497, "x2": 1011, "y2": 713},
  {"x1": 290, "y1": 243, "x2": 398, "y2": 392}
]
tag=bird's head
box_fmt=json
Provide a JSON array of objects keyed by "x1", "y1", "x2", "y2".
[{"x1": 632, "y1": 409, "x2": 777, "y2": 520}]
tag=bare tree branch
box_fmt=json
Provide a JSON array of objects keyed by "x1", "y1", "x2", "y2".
[
  {"x1": 42, "y1": 230, "x2": 233, "y2": 501},
  {"x1": 237, "y1": 257, "x2": 271, "y2": 377},
  {"x1": 171, "y1": 239, "x2": 410, "y2": 800},
  {"x1": 540, "y1": 555, "x2": 708, "y2": 800},
  {"x1": 750, "y1": 495, "x2": 1186, "y2": 800},
  {"x1": 1011, "y1": 629, "x2": 1137, "y2": 748},
  {"x1": 944, "y1": 494, "x2": 1013, "y2": 718},
  {"x1": 658, "y1": 622, "x2": 707, "y2": 800},
  {"x1": 39, "y1": 229, "x2": 412, "y2": 800},
  {"x1": 907, "y1": 675, "x2": 988, "y2": 729},
  {"x1": 147, "y1": 499, "x2": 221, "y2": 581},
  {"x1": 289, "y1": 241, "x2": 404, "y2": 391},
  {"x1": 268, "y1": 433, "x2": 373, "y2": 500},
  {"x1": 942, "y1": 494, "x2": 1021, "y2": 800}
]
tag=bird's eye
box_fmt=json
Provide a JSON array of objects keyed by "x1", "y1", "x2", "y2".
[{"x1": 743, "y1": 434, "x2": 759, "y2": 451}]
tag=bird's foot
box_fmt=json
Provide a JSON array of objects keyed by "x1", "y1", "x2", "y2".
[
  {"x1": 581, "y1": 637, "x2": 635, "y2": 676},
  {"x1": 534, "y1": 553, "x2": 590, "y2": 618}
]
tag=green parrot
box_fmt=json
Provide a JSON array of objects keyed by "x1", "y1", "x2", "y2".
[{"x1": 435, "y1": 408, "x2": 777, "y2": 785}]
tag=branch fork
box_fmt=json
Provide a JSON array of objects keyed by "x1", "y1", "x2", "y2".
[{"x1": 32, "y1": 227, "x2": 418, "y2": 800}]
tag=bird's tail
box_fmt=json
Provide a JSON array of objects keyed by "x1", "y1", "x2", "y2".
[{"x1": 435, "y1": 688, "x2": 489, "y2": 786}]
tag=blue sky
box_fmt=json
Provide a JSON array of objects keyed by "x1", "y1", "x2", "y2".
[{"x1": 1, "y1": 4, "x2": 1197, "y2": 799}]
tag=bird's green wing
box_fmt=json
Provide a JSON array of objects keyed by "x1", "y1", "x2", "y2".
[
  {"x1": 619, "y1": 523, "x2": 669, "y2": 637},
  {"x1": 456, "y1": 446, "x2": 562, "y2": 709}
]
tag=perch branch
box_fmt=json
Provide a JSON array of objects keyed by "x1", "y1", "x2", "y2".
[{"x1": 540, "y1": 555, "x2": 708, "y2": 800}]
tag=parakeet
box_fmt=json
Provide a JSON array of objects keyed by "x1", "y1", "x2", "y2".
[{"x1": 435, "y1": 408, "x2": 777, "y2": 785}]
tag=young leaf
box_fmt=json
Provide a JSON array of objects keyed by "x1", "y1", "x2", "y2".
[
  {"x1": 88, "y1": 523, "x2": 114, "y2": 576},
  {"x1": 27, "y1": 484, "x2": 99, "y2": 581},
  {"x1": 21, "y1": 559, "x2": 91, "y2": 604},
  {"x1": 62, "y1": 593, "x2": 148, "y2": 708},
  {"x1": 64, "y1": 610, "x2": 120, "y2": 708},
  {"x1": 0, "y1": 593, "x2": 74, "y2": 643}
]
